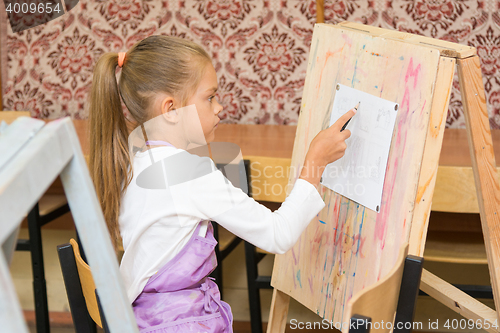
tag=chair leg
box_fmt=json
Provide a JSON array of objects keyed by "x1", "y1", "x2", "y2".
[
  {"x1": 349, "y1": 315, "x2": 371, "y2": 333},
  {"x1": 57, "y1": 243, "x2": 97, "y2": 333},
  {"x1": 394, "y1": 255, "x2": 424, "y2": 333},
  {"x1": 210, "y1": 223, "x2": 224, "y2": 299},
  {"x1": 245, "y1": 241, "x2": 263, "y2": 333},
  {"x1": 27, "y1": 204, "x2": 50, "y2": 333}
]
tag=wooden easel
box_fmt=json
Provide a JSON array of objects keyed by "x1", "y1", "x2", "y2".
[
  {"x1": 267, "y1": 22, "x2": 500, "y2": 332},
  {"x1": 0, "y1": 117, "x2": 139, "y2": 332}
]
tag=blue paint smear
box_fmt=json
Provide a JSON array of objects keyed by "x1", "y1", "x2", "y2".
[
  {"x1": 351, "y1": 58, "x2": 360, "y2": 87},
  {"x1": 399, "y1": 56, "x2": 404, "y2": 60},
  {"x1": 375, "y1": 85, "x2": 378, "y2": 89},
  {"x1": 324, "y1": 283, "x2": 330, "y2": 317},
  {"x1": 296, "y1": 270, "x2": 302, "y2": 288},
  {"x1": 311, "y1": 41, "x2": 319, "y2": 69},
  {"x1": 331, "y1": 227, "x2": 355, "y2": 241},
  {"x1": 319, "y1": 220, "x2": 326, "y2": 224},
  {"x1": 340, "y1": 205, "x2": 354, "y2": 321},
  {"x1": 362, "y1": 45, "x2": 366, "y2": 49},
  {"x1": 356, "y1": 208, "x2": 365, "y2": 254}
]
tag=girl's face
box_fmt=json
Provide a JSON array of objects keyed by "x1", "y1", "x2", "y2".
[{"x1": 186, "y1": 63, "x2": 222, "y2": 143}]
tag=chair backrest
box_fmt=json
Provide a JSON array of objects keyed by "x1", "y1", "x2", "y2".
[
  {"x1": 70, "y1": 239, "x2": 103, "y2": 328},
  {"x1": 343, "y1": 243, "x2": 409, "y2": 333},
  {"x1": 58, "y1": 238, "x2": 110, "y2": 333}
]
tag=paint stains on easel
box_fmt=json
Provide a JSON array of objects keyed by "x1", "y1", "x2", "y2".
[
  {"x1": 307, "y1": 34, "x2": 354, "y2": 152},
  {"x1": 400, "y1": 58, "x2": 422, "y2": 117},
  {"x1": 292, "y1": 247, "x2": 298, "y2": 265},
  {"x1": 273, "y1": 25, "x2": 442, "y2": 325},
  {"x1": 351, "y1": 58, "x2": 360, "y2": 87},
  {"x1": 375, "y1": 57, "x2": 423, "y2": 252},
  {"x1": 405, "y1": 58, "x2": 422, "y2": 89},
  {"x1": 312, "y1": 197, "x2": 369, "y2": 321},
  {"x1": 352, "y1": 210, "x2": 366, "y2": 258},
  {"x1": 296, "y1": 270, "x2": 303, "y2": 288}
]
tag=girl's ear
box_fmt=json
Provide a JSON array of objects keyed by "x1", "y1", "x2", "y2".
[{"x1": 161, "y1": 96, "x2": 179, "y2": 123}]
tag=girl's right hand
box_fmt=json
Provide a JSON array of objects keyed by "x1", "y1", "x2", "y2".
[{"x1": 299, "y1": 109, "x2": 356, "y2": 186}]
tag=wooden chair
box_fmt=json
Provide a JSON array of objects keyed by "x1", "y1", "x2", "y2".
[
  {"x1": 210, "y1": 160, "x2": 251, "y2": 299},
  {"x1": 211, "y1": 224, "x2": 242, "y2": 299},
  {"x1": 57, "y1": 239, "x2": 109, "y2": 333},
  {"x1": 1, "y1": 111, "x2": 70, "y2": 333},
  {"x1": 343, "y1": 243, "x2": 423, "y2": 333},
  {"x1": 213, "y1": 158, "x2": 275, "y2": 333},
  {"x1": 245, "y1": 231, "x2": 273, "y2": 333},
  {"x1": 210, "y1": 157, "x2": 279, "y2": 332}
]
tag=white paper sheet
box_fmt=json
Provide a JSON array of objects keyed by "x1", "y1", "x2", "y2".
[{"x1": 320, "y1": 84, "x2": 398, "y2": 213}]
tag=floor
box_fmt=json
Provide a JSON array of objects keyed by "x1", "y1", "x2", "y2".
[{"x1": 9, "y1": 224, "x2": 496, "y2": 333}]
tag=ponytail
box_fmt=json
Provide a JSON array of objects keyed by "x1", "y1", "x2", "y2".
[{"x1": 89, "y1": 53, "x2": 131, "y2": 251}]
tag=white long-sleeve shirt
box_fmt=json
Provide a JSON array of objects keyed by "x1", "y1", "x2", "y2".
[{"x1": 119, "y1": 146, "x2": 325, "y2": 303}]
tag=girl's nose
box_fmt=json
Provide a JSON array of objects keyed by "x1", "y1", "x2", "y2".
[{"x1": 214, "y1": 99, "x2": 223, "y2": 115}]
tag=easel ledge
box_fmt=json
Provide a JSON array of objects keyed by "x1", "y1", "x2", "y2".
[
  {"x1": 268, "y1": 22, "x2": 500, "y2": 333},
  {"x1": 336, "y1": 22, "x2": 476, "y2": 59}
]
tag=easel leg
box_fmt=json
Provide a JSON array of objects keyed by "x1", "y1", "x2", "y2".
[
  {"x1": 458, "y1": 55, "x2": 500, "y2": 321},
  {"x1": 420, "y1": 269, "x2": 498, "y2": 332},
  {"x1": 266, "y1": 289, "x2": 290, "y2": 333},
  {"x1": 0, "y1": 249, "x2": 30, "y2": 333}
]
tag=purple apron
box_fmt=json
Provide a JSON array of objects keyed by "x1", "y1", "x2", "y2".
[{"x1": 132, "y1": 222, "x2": 233, "y2": 333}]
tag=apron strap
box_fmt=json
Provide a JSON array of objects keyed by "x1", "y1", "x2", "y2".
[{"x1": 200, "y1": 277, "x2": 232, "y2": 328}]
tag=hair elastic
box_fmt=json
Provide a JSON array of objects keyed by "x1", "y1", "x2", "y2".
[{"x1": 118, "y1": 52, "x2": 126, "y2": 67}]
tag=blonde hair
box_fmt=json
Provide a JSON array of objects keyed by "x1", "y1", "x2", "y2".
[{"x1": 88, "y1": 35, "x2": 211, "y2": 249}]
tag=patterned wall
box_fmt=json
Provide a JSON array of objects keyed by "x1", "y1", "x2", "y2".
[{"x1": 1, "y1": 1, "x2": 499, "y2": 128}]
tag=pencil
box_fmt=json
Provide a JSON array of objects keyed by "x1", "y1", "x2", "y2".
[{"x1": 340, "y1": 102, "x2": 360, "y2": 131}]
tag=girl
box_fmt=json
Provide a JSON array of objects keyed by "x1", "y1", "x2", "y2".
[{"x1": 89, "y1": 35, "x2": 354, "y2": 333}]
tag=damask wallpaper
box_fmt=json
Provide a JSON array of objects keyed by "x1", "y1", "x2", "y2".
[{"x1": 0, "y1": 1, "x2": 499, "y2": 128}]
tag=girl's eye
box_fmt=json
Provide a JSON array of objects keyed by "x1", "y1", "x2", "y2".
[{"x1": 208, "y1": 95, "x2": 215, "y2": 102}]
